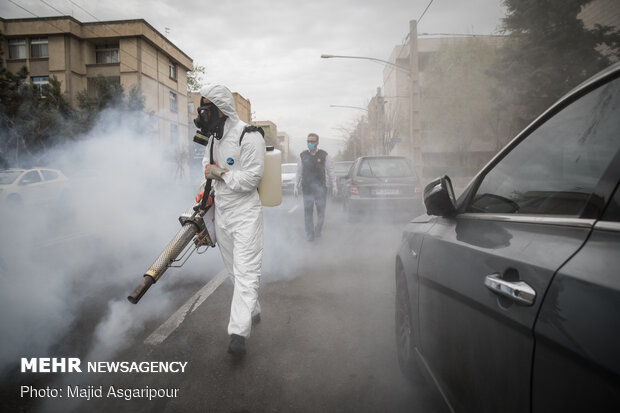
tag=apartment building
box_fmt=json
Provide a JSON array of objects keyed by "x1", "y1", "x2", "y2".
[
  {"x1": 0, "y1": 16, "x2": 193, "y2": 153},
  {"x1": 252, "y1": 120, "x2": 278, "y2": 149},
  {"x1": 380, "y1": 2, "x2": 618, "y2": 182},
  {"x1": 382, "y1": 36, "x2": 504, "y2": 180},
  {"x1": 276, "y1": 131, "x2": 291, "y2": 162}
]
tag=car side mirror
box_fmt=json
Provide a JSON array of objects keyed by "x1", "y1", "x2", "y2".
[{"x1": 424, "y1": 176, "x2": 457, "y2": 216}]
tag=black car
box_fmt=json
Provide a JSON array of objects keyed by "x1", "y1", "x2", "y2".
[
  {"x1": 343, "y1": 156, "x2": 422, "y2": 222},
  {"x1": 395, "y1": 61, "x2": 620, "y2": 412}
]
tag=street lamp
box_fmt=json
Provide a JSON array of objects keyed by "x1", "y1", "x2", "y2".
[
  {"x1": 329, "y1": 104, "x2": 368, "y2": 112},
  {"x1": 320, "y1": 54, "x2": 411, "y2": 75},
  {"x1": 321, "y1": 20, "x2": 420, "y2": 173}
]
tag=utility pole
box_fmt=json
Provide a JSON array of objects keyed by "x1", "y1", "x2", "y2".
[
  {"x1": 377, "y1": 88, "x2": 386, "y2": 155},
  {"x1": 409, "y1": 20, "x2": 422, "y2": 175},
  {"x1": 368, "y1": 87, "x2": 385, "y2": 155}
]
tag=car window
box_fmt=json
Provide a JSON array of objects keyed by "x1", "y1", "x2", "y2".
[
  {"x1": 358, "y1": 160, "x2": 373, "y2": 177},
  {"x1": 468, "y1": 77, "x2": 620, "y2": 216},
  {"x1": 601, "y1": 186, "x2": 620, "y2": 222},
  {"x1": 358, "y1": 158, "x2": 414, "y2": 178},
  {"x1": 0, "y1": 170, "x2": 23, "y2": 184},
  {"x1": 335, "y1": 162, "x2": 353, "y2": 174},
  {"x1": 41, "y1": 169, "x2": 59, "y2": 181},
  {"x1": 19, "y1": 170, "x2": 42, "y2": 185}
]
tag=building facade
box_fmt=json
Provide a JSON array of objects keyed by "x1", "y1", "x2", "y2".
[
  {"x1": 379, "y1": 3, "x2": 618, "y2": 184},
  {"x1": 0, "y1": 16, "x2": 193, "y2": 157},
  {"x1": 383, "y1": 35, "x2": 504, "y2": 182},
  {"x1": 251, "y1": 120, "x2": 278, "y2": 148}
]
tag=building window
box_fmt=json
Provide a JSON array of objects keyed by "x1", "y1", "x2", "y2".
[
  {"x1": 169, "y1": 61, "x2": 177, "y2": 80},
  {"x1": 8, "y1": 39, "x2": 26, "y2": 59},
  {"x1": 32, "y1": 76, "x2": 50, "y2": 93},
  {"x1": 95, "y1": 44, "x2": 120, "y2": 64},
  {"x1": 87, "y1": 76, "x2": 120, "y2": 100},
  {"x1": 169, "y1": 92, "x2": 177, "y2": 112},
  {"x1": 30, "y1": 38, "x2": 48, "y2": 58}
]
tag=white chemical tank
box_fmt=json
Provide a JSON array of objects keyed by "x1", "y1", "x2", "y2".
[{"x1": 258, "y1": 146, "x2": 282, "y2": 206}]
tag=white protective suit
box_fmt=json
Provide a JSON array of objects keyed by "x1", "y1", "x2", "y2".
[{"x1": 200, "y1": 84, "x2": 265, "y2": 338}]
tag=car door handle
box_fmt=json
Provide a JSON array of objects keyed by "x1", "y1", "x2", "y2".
[{"x1": 484, "y1": 274, "x2": 536, "y2": 306}]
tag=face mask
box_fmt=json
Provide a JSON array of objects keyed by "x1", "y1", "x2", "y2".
[
  {"x1": 194, "y1": 103, "x2": 227, "y2": 140},
  {"x1": 307, "y1": 142, "x2": 316, "y2": 151}
]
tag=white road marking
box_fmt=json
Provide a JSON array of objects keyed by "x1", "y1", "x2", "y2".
[{"x1": 144, "y1": 269, "x2": 228, "y2": 345}]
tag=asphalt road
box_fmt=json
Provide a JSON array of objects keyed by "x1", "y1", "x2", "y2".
[{"x1": 5, "y1": 194, "x2": 449, "y2": 413}]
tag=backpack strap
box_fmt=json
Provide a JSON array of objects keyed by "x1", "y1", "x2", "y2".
[
  {"x1": 197, "y1": 137, "x2": 215, "y2": 211},
  {"x1": 239, "y1": 125, "x2": 265, "y2": 145}
]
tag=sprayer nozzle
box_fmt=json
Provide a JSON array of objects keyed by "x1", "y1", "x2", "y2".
[{"x1": 127, "y1": 275, "x2": 155, "y2": 304}]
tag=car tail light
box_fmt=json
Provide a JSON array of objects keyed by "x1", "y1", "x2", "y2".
[{"x1": 349, "y1": 184, "x2": 359, "y2": 196}]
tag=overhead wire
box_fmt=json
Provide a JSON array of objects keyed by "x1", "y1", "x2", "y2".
[
  {"x1": 385, "y1": 0, "x2": 502, "y2": 81},
  {"x1": 420, "y1": 32, "x2": 506, "y2": 37},
  {"x1": 383, "y1": 0, "x2": 436, "y2": 80},
  {"x1": 67, "y1": 0, "x2": 101, "y2": 22},
  {"x1": 417, "y1": 0, "x2": 435, "y2": 24},
  {"x1": 382, "y1": 0, "x2": 435, "y2": 118}
]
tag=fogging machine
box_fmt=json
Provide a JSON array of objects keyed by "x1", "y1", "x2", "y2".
[{"x1": 127, "y1": 187, "x2": 215, "y2": 304}]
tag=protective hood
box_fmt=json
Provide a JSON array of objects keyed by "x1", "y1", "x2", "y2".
[{"x1": 199, "y1": 84, "x2": 240, "y2": 122}]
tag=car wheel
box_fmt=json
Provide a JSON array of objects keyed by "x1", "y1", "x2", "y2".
[
  {"x1": 395, "y1": 266, "x2": 416, "y2": 380},
  {"x1": 5, "y1": 194, "x2": 23, "y2": 209}
]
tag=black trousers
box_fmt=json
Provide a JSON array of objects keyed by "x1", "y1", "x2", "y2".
[{"x1": 303, "y1": 187, "x2": 327, "y2": 236}]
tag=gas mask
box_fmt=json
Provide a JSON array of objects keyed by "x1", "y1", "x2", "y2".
[{"x1": 193, "y1": 102, "x2": 227, "y2": 141}]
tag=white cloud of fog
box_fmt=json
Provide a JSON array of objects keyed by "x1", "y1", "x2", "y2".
[{"x1": 0, "y1": 108, "x2": 222, "y2": 376}]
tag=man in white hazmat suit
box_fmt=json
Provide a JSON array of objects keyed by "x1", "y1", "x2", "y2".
[{"x1": 195, "y1": 84, "x2": 265, "y2": 357}]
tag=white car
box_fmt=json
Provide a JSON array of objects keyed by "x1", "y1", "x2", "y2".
[
  {"x1": 281, "y1": 163, "x2": 297, "y2": 193},
  {"x1": 0, "y1": 168, "x2": 70, "y2": 208}
]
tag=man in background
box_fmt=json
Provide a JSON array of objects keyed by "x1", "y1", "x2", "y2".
[{"x1": 295, "y1": 133, "x2": 336, "y2": 242}]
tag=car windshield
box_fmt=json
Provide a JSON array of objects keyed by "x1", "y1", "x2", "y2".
[
  {"x1": 282, "y1": 164, "x2": 297, "y2": 174},
  {"x1": 358, "y1": 158, "x2": 414, "y2": 178},
  {"x1": 0, "y1": 170, "x2": 23, "y2": 184}
]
